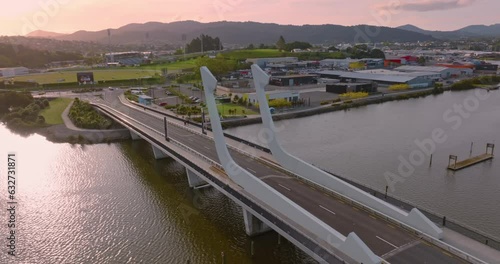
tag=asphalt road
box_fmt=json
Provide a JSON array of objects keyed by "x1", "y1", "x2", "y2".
[{"x1": 99, "y1": 91, "x2": 466, "y2": 263}]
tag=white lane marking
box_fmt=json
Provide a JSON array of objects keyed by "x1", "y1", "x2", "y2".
[
  {"x1": 278, "y1": 184, "x2": 291, "y2": 191},
  {"x1": 188, "y1": 138, "x2": 194, "y2": 142},
  {"x1": 204, "y1": 146, "x2": 210, "y2": 150},
  {"x1": 246, "y1": 167, "x2": 257, "y2": 174},
  {"x1": 376, "y1": 236, "x2": 398, "y2": 249},
  {"x1": 319, "y1": 205, "x2": 336, "y2": 215}
]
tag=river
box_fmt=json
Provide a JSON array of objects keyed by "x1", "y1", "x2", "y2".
[
  {"x1": 0, "y1": 126, "x2": 311, "y2": 263},
  {"x1": 226, "y1": 89, "x2": 500, "y2": 239}
]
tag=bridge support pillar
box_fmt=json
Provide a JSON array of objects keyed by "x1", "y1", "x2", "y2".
[
  {"x1": 130, "y1": 130, "x2": 141, "y2": 140},
  {"x1": 152, "y1": 145, "x2": 168, "y2": 159},
  {"x1": 243, "y1": 209, "x2": 271, "y2": 237},
  {"x1": 186, "y1": 168, "x2": 206, "y2": 188}
]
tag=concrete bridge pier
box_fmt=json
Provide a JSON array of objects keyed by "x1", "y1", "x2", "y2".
[
  {"x1": 186, "y1": 168, "x2": 207, "y2": 188},
  {"x1": 130, "y1": 130, "x2": 141, "y2": 140},
  {"x1": 152, "y1": 145, "x2": 168, "y2": 159},
  {"x1": 243, "y1": 209, "x2": 272, "y2": 237}
]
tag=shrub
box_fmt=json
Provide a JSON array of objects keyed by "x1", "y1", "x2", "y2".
[
  {"x1": 68, "y1": 99, "x2": 112, "y2": 129},
  {"x1": 339, "y1": 92, "x2": 369, "y2": 100},
  {"x1": 388, "y1": 84, "x2": 410, "y2": 91}
]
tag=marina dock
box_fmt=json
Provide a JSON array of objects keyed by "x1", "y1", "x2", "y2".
[
  {"x1": 448, "y1": 143, "x2": 495, "y2": 171},
  {"x1": 448, "y1": 153, "x2": 494, "y2": 171}
]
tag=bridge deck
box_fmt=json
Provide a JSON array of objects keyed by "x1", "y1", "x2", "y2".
[{"x1": 95, "y1": 91, "x2": 470, "y2": 263}]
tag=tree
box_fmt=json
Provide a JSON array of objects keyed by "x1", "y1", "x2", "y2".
[
  {"x1": 186, "y1": 35, "x2": 223, "y2": 53},
  {"x1": 369, "y1": 49, "x2": 386, "y2": 59},
  {"x1": 417, "y1": 56, "x2": 426, "y2": 65},
  {"x1": 285, "y1": 41, "x2": 312, "y2": 51},
  {"x1": 247, "y1": 44, "x2": 255, "y2": 49},
  {"x1": 174, "y1": 49, "x2": 184, "y2": 55},
  {"x1": 276, "y1": 36, "x2": 286, "y2": 51}
]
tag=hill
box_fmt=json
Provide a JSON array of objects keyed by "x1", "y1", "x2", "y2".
[
  {"x1": 52, "y1": 21, "x2": 436, "y2": 45},
  {"x1": 26, "y1": 30, "x2": 67, "y2": 38},
  {"x1": 397, "y1": 24, "x2": 500, "y2": 39}
]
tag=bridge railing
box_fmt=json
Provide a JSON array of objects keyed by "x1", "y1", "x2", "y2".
[
  {"x1": 94, "y1": 103, "x2": 224, "y2": 172},
  {"x1": 312, "y1": 165, "x2": 500, "y2": 252},
  {"x1": 93, "y1": 102, "x2": 349, "y2": 263},
  {"x1": 124, "y1": 96, "x2": 271, "y2": 153},
  {"x1": 114, "y1": 97, "x2": 491, "y2": 262}
]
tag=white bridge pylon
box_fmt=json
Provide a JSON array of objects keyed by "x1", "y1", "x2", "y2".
[
  {"x1": 201, "y1": 66, "x2": 382, "y2": 264},
  {"x1": 250, "y1": 64, "x2": 443, "y2": 240}
]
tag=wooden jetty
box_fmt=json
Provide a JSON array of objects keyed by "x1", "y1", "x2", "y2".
[{"x1": 447, "y1": 143, "x2": 495, "y2": 171}]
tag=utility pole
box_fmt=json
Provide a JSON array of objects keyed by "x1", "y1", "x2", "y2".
[
  {"x1": 200, "y1": 34, "x2": 204, "y2": 54},
  {"x1": 201, "y1": 108, "x2": 207, "y2": 135}
]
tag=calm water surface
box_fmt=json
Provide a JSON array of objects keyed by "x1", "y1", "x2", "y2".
[
  {"x1": 227, "y1": 89, "x2": 500, "y2": 239},
  {"x1": 0, "y1": 127, "x2": 310, "y2": 263}
]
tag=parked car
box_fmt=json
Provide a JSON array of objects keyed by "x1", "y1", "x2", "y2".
[{"x1": 159, "y1": 102, "x2": 167, "y2": 106}]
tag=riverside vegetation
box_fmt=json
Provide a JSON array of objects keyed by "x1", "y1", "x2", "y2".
[
  {"x1": 68, "y1": 98, "x2": 112, "y2": 129},
  {"x1": 0, "y1": 91, "x2": 50, "y2": 133}
]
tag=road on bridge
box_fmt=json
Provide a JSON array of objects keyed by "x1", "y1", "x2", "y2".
[{"x1": 97, "y1": 90, "x2": 466, "y2": 263}]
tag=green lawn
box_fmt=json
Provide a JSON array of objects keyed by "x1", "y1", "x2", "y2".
[
  {"x1": 1, "y1": 69, "x2": 160, "y2": 85},
  {"x1": 217, "y1": 103, "x2": 257, "y2": 116},
  {"x1": 224, "y1": 49, "x2": 291, "y2": 60},
  {"x1": 138, "y1": 59, "x2": 197, "y2": 71},
  {"x1": 40, "y1": 98, "x2": 72, "y2": 125}
]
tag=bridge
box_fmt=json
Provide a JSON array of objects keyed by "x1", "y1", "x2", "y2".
[{"x1": 88, "y1": 66, "x2": 492, "y2": 264}]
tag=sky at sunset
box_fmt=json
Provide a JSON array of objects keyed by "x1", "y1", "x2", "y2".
[{"x1": 0, "y1": 0, "x2": 498, "y2": 36}]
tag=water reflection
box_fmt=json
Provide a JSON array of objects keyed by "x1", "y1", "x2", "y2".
[
  {"x1": 0, "y1": 126, "x2": 310, "y2": 263},
  {"x1": 226, "y1": 90, "x2": 500, "y2": 239}
]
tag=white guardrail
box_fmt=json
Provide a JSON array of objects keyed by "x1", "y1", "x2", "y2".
[
  {"x1": 117, "y1": 97, "x2": 486, "y2": 264},
  {"x1": 94, "y1": 103, "x2": 224, "y2": 171},
  {"x1": 95, "y1": 102, "x2": 356, "y2": 263}
]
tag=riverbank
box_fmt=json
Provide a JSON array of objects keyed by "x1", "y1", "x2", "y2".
[
  {"x1": 37, "y1": 100, "x2": 130, "y2": 144},
  {"x1": 219, "y1": 83, "x2": 499, "y2": 129},
  {"x1": 219, "y1": 87, "x2": 443, "y2": 128}
]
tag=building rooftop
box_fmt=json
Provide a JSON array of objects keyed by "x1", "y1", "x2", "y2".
[
  {"x1": 318, "y1": 70, "x2": 417, "y2": 83},
  {"x1": 395, "y1": 65, "x2": 449, "y2": 72},
  {"x1": 357, "y1": 69, "x2": 441, "y2": 77},
  {"x1": 272, "y1": 74, "x2": 318, "y2": 79}
]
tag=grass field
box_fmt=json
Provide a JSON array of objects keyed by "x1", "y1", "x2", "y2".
[
  {"x1": 138, "y1": 59, "x2": 197, "y2": 71},
  {"x1": 40, "y1": 98, "x2": 72, "y2": 125},
  {"x1": 224, "y1": 49, "x2": 291, "y2": 60},
  {"x1": 217, "y1": 103, "x2": 257, "y2": 116},
  {"x1": 1, "y1": 69, "x2": 160, "y2": 85}
]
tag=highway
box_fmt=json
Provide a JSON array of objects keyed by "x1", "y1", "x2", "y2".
[{"x1": 100, "y1": 91, "x2": 466, "y2": 263}]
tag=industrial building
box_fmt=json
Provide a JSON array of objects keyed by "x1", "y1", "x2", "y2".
[
  {"x1": 326, "y1": 82, "x2": 377, "y2": 94},
  {"x1": 475, "y1": 64, "x2": 498, "y2": 74},
  {"x1": 246, "y1": 90, "x2": 300, "y2": 104},
  {"x1": 317, "y1": 70, "x2": 433, "y2": 88},
  {"x1": 269, "y1": 75, "x2": 318, "y2": 86},
  {"x1": 246, "y1": 57, "x2": 298, "y2": 68},
  {"x1": 319, "y1": 59, "x2": 360, "y2": 69},
  {"x1": 105, "y1": 52, "x2": 146, "y2": 66},
  {"x1": 357, "y1": 69, "x2": 443, "y2": 81},
  {"x1": 0, "y1": 67, "x2": 29, "y2": 77},
  {"x1": 394, "y1": 66, "x2": 457, "y2": 79}
]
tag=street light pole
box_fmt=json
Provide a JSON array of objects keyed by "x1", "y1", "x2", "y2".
[
  {"x1": 200, "y1": 34, "x2": 204, "y2": 54},
  {"x1": 201, "y1": 108, "x2": 207, "y2": 135},
  {"x1": 164, "y1": 117, "x2": 170, "y2": 141}
]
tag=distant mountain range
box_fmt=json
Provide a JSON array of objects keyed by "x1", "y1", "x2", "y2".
[
  {"x1": 26, "y1": 30, "x2": 67, "y2": 38},
  {"x1": 45, "y1": 21, "x2": 435, "y2": 45},
  {"x1": 397, "y1": 24, "x2": 500, "y2": 39},
  {"x1": 24, "y1": 21, "x2": 500, "y2": 46}
]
